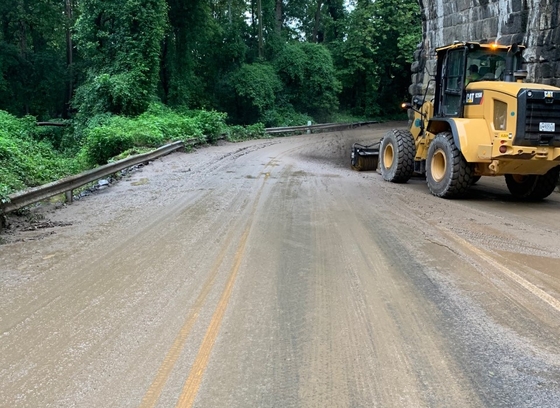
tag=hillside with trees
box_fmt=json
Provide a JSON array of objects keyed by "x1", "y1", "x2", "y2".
[{"x1": 0, "y1": 0, "x2": 421, "y2": 199}]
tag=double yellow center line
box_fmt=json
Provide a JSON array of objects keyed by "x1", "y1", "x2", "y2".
[
  {"x1": 175, "y1": 225, "x2": 251, "y2": 406},
  {"x1": 140, "y1": 171, "x2": 271, "y2": 408}
]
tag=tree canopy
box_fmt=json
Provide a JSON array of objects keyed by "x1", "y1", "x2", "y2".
[
  {"x1": 0, "y1": 0, "x2": 422, "y2": 200},
  {"x1": 0, "y1": 0, "x2": 421, "y2": 124}
]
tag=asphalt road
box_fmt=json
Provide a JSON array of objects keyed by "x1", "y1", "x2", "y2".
[{"x1": 1, "y1": 122, "x2": 559, "y2": 407}]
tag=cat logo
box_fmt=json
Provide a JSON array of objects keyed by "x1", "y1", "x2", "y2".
[
  {"x1": 465, "y1": 91, "x2": 483, "y2": 105},
  {"x1": 545, "y1": 91, "x2": 554, "y2": 98}
]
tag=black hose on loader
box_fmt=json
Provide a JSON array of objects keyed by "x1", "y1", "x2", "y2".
[{"x1": 351, "y1": 142, "x2": 380, "y2": 171}]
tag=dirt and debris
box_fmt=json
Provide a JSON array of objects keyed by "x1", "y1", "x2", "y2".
[{"x1": 1, "y1": 124, "x2": 559, "y2": 407}]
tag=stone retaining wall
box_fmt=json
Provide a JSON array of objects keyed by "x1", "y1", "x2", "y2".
[{"x1": 411, "y1": 0, "x2": 560, "y2": 100}]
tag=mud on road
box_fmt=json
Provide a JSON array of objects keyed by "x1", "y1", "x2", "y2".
[{"x1": 1, "y1": 122, "x2": 560, "y2": 407}]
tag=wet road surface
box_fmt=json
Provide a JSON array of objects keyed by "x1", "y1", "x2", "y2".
[{"x1": 1, "y1": 123, "x2": 560, "y2": 407}]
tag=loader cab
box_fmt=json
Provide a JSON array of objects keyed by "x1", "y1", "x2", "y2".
[{"x1": 434, "y1": 42, "x2": 524, "y2": 118}]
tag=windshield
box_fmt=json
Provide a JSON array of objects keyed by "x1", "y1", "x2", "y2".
[{"x1": 466, "y1": 48, "x2": 513, "y2": 82}]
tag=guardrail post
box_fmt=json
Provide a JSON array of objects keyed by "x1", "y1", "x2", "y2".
[
  {"x1": 65, "y1": 190, "x2": 73, "y2": 203},
  {"x1": 307, "y1": 121, "x2": 311, "y2": 134}
]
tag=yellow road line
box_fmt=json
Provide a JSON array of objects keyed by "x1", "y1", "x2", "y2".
[
  {"x1": 175, "y1": 225, "x2": 251, "y2": 408},
  {"x1": 139, "y1": 231, "x2": 236, "y2": 408},
  {"x1": 441, "y1": 227, "x2": 560, "y2": 314},
  {"x1": 142, "y1": 164, "x2": 270, "y2": 408},
  {"x1": 175, "y1": 172, "x2": 269, "y2": 407}
]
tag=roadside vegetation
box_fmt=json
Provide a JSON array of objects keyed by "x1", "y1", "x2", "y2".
[{"x1": 0, "y1": 0, "x2": 421, "y2": 201}]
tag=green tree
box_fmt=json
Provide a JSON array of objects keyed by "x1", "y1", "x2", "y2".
[
  {"x1": 0, "y1": 0, "x2": 68, "y2": 119},
  {"x1": 162, "y1": 0, "x2": 249, "y2": 109},
  {"x1": 243, "y1": 0, "x2": 283, "y2": 60},
  {"x1": 280, "y1": 0, "x2": 344, "y2": 43},
  {"x1": 275, "y1": 42, "x2": 340, "y2": 121},
  {"x1": 0, "y1": 0, "x2": 423, "y2": 130},
  {"x1": 332, "y1": 0, "x2": 421, "y2": 117},
  {"x1": 73, "y1": 0, "x2": 168, "y2": 118},
  {"x1": 161, "y1": 0, "x2": 210, "y2": 107},
  {"x1": 221, "y1": 62, "x2": 282, "y2": 124}
]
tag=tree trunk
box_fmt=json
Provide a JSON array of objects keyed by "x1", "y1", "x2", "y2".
[
  {"x1": 250, "y1": 0, "x2": 255, "y2": 36},
  {"x1": 17, "y1": 1, "x2": 27, "y2": 56},
  {"x1": 326, "y1": 0, "x2": 343, "y2": 40},
  {"x1": 257, "y1": 0, "x2": 263, "y2": 58},
  {"x1": 313, "y1": 1, "x2": 323, "y2": 43},
  {"x1": 160, "y1": 37, "x2": 170, "y2": 104},
  {"x1": 275, "y1": 0, "x2": 282, "y2": 34},
  {"x1": 64, "y1": 0, "x2": 74, "y2": 118}
]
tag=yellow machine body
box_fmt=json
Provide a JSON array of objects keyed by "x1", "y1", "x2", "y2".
[{"x1": 409, "y1": 43, "x2": 560, "y2": 177}]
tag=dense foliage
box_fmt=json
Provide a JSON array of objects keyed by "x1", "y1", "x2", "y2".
[
  {"x1": 0, "y1": 106, "x2": 234, "y2": 201},
  {"x1": 0, "y1": 0, "x2": 421, "y2": 198},
  {"x1": 338, "y1": 0, "x2": 422, "y2": 116},
  {"x1": 79, "y1": 105, "x2": 228, "y2": 166},
  {"x1": 73, "y1": 0, "x2": 168, "y2": 118},
  {"x1": 0, "y1": 112, "x2": 78, "y2": 201}
]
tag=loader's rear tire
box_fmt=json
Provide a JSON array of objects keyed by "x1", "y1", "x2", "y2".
[
  {"x1": 505, "y1": 167, "x2": 560, "y2": 201},
  {"x1": 426, "y1": 132, "x2": 473, "y2": 198},
  {"x1": 471, "y1": 175, "x2": 481, "y2": 185},
  {"x1": 380, "y1": 129, "x2": 415, "y2": 183}
]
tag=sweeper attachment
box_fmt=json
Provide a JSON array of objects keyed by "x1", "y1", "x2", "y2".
[{"x1": 351, "y1": 142, "x2": 380, "y2": 171}]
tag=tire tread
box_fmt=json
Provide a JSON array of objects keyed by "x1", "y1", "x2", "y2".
[
  {"x1": 427, "y1": 132, "x2": 473, "y2": 198},
  {"x1": 381, "y1": 129, "x2": 415, "y2": 183}
]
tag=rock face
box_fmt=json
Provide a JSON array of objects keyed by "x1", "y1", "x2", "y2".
[{"x1": 411, "y1": 0, "x2": 560, "y2": 100}]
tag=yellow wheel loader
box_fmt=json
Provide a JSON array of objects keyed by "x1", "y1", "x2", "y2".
[{"x1": 381, "y1": 41, "x2": 560, "y2": 199}]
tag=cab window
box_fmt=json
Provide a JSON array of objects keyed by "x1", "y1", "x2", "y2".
[
  {"x1": 442, "y1": 50, "x2": 464, "y2": 117},
  {"x1": 466, "y1": 49, "x2": 508, "y2": 81}
]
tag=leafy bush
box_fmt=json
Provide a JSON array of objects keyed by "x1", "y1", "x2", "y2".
[
  {"x1": 143, "y1": 104, "x2": 226, "y2": 143},
  {"x1": 275, "y1": 43, "x2": 341, "y2": 122},
  {"x1": 190, "y1": 110, "x2": 227, "y2": 143},
  {"x1": 0, "y1": 110, "x2": 36, "y2": 137},
  {"x1": 80, "y1": 122, "x2": 137, "y2": 166},
  {"x1": 221, "y1": 63, "x2": 282, "y2": 124},
  {"x1": 35, "y1": 122, "x2": 78, "y2": 153},
  {"x1": 0, "y1": 182, "x2": 11, "y2": 204},
  {"x1": 261, "y1": 106, "x2": 313, "y2": 127},
  {"x1": 80, "y1": 113, "x2": 167, "y2": 166},
  {"x1": 226, "y1": 123, "x2": 266, "y2": 141},
  {"x1": 245, "y1": 123, "x2": 266, "y2": 139},
  {"x1": 0, "y1": 111, "x2": 78, "y2": 198},
  {"x1": 80, "y1": 105, "x2": 228, "y2": 165},
  {"x1": 73, "y1": 0, "x2": 168, "y2": 118}
]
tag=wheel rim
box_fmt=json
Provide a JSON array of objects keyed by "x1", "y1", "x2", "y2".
[
  {"x1": 511, "y1": 174, "x2": 527, "y2": 184},
  {"x1": 383, "y1": 144, "x2": 394, "y2": 169},
  {"x1": 431, "y1": 148, "x2": 447, "y2": 182}
]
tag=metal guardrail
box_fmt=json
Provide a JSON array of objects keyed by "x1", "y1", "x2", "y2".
[
  {"x1": 0, "y1": 121, "x2": 378, "y2": 216},
  {"x1": 1, "y1": 141, "x2": 186, "y2": 214},
  {"x1": 265, "y1": 121, "x2": 378, "y2": 134}
]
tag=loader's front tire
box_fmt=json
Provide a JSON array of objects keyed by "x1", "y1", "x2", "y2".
[
  {"x1": 426, "y1": 132, "x2": 473, "y2": 198},
  {"x1": 505, "y1": 167, "x2": 560, "y2": 201},
  {"x1": 380, "y1": 129, "x2": 415, "y2": 183}
]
